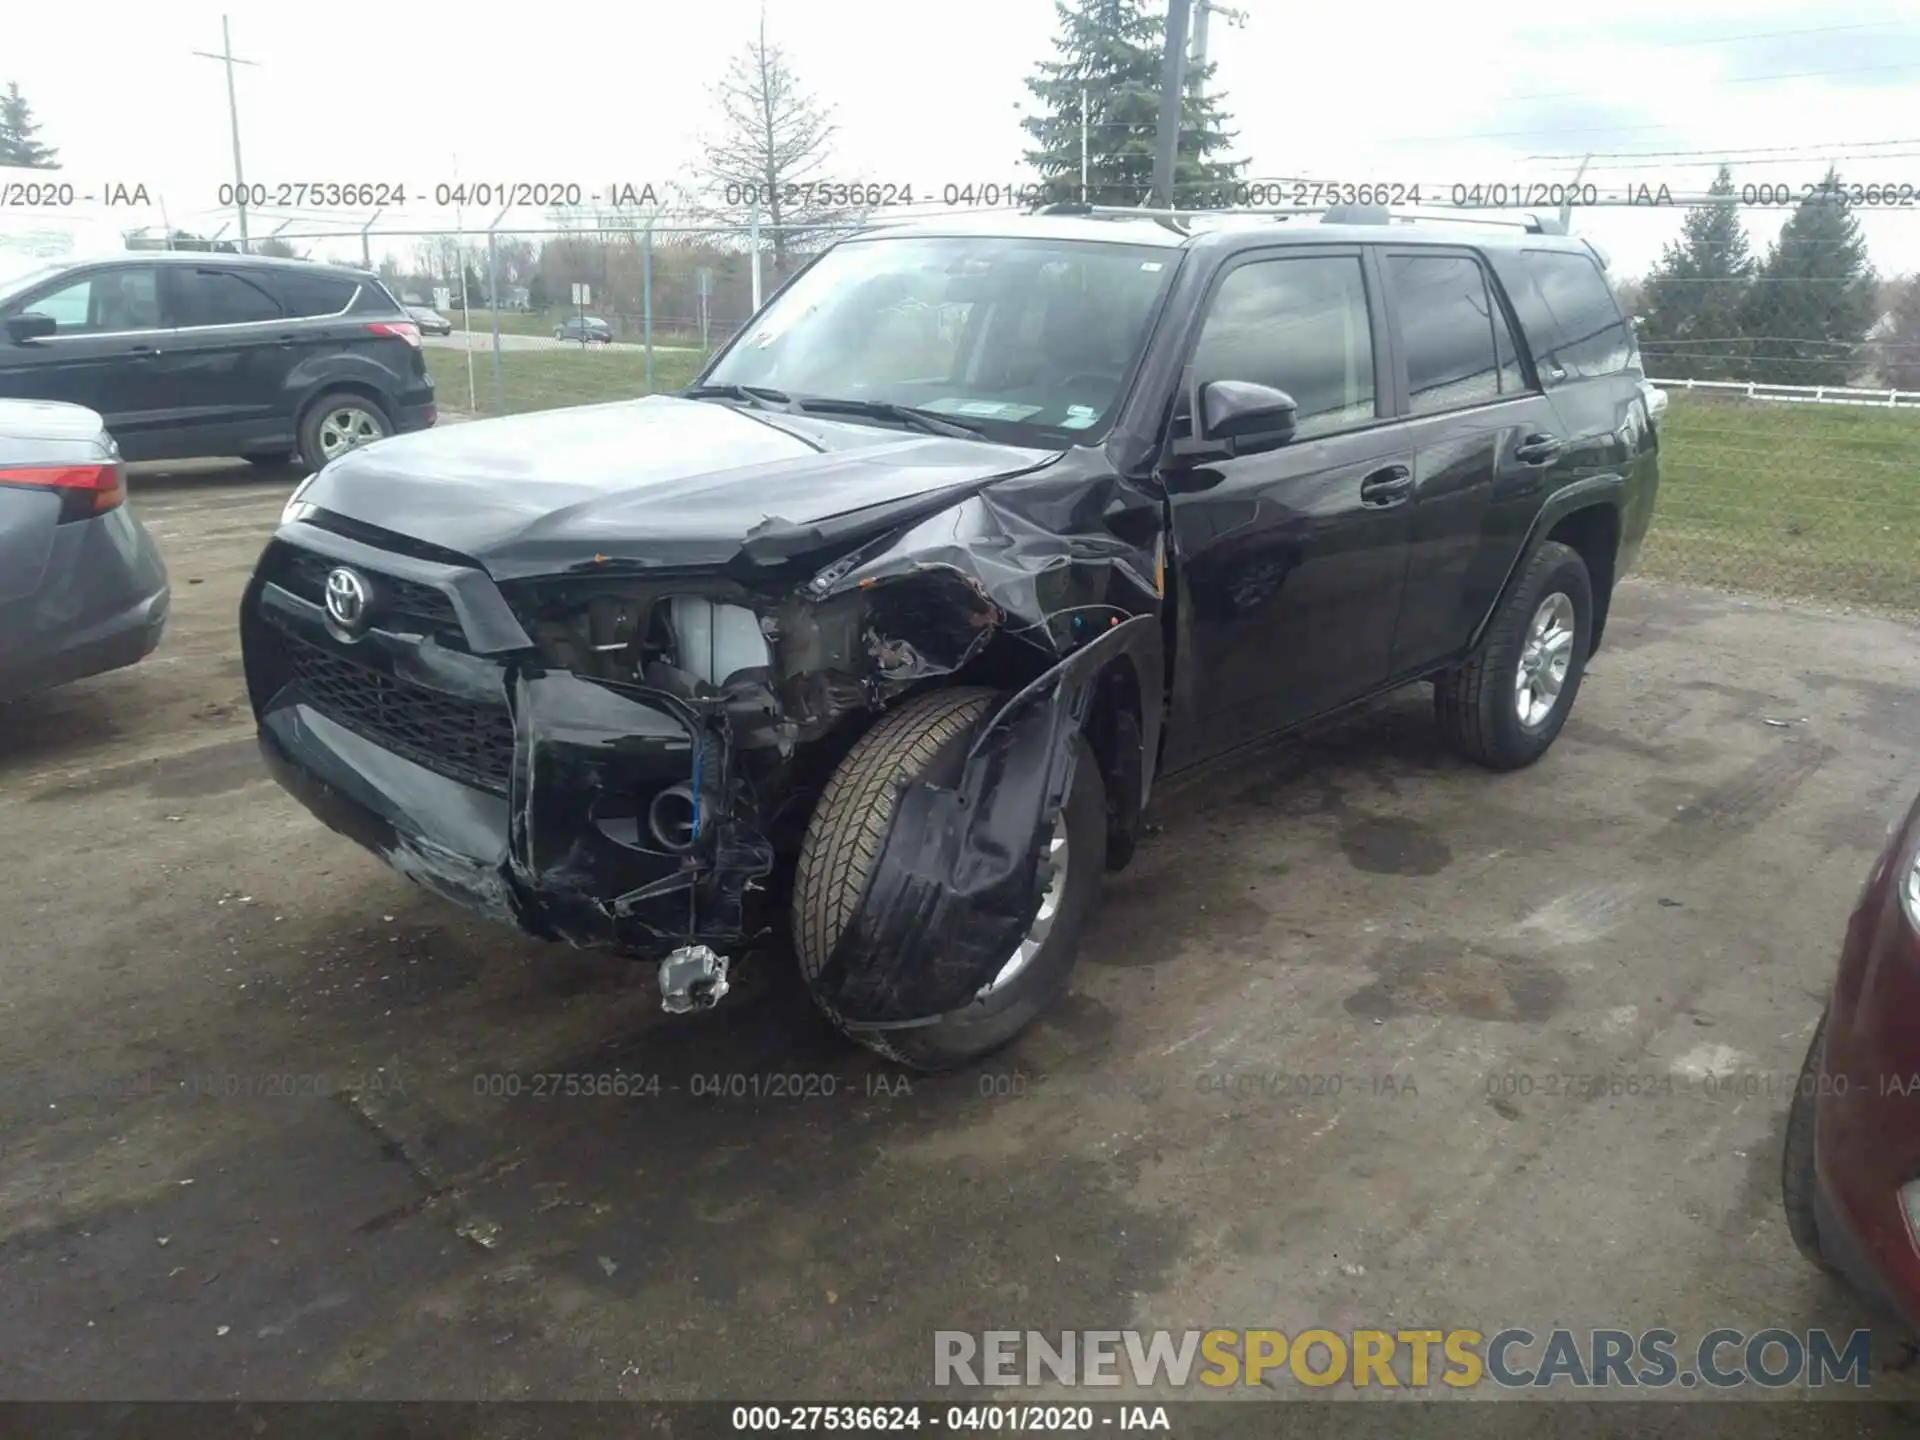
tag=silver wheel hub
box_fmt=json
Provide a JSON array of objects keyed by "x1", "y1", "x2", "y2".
[
  {"x1": 317, "y1": 406, "x2": 384, "y2": 460},
  {"x1": 977, "y1": 812, "x2": 1070, "y2": 998},
  {"x1": 1516, "y1": 591, "x2": 1576, "y2": 727}
]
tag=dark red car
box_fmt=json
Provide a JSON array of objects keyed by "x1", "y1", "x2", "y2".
[{"x1": 1784, "y1": 785, "x2": 1920, "y2": 1328}]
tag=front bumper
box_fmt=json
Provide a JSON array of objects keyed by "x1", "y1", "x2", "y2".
[
  {"x1": 241, "y1": 525, "x2": 768, "y2": 960},
  {"x1": 1814, "y1": 833, "x2": 1920, "y2": 1333}
]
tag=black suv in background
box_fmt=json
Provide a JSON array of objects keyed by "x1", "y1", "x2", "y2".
[{"x1": 0, "y1": 254, "x2": 436, "y2": 468}]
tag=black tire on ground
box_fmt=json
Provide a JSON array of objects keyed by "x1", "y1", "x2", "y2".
[
  {"x1": 296, "y1": 391, "x2": 391, "y2": 469},
  {"x1": 1435, "y1": 539, "x2": 1593, "y2": 770},
  {"x1": 792, "y1": 686, "x2": 1105, "y2": 1071},
  {"x1": 243, "y1": 451, "x2": 296, "y2": 468},
  {"x1": 1782, "y1": 1007, "x2": 1839, "y2": 1274}
]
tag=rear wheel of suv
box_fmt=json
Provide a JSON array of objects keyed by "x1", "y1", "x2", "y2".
[
  {"x1": 1435, "y1": 540, "x2": 1592, "y2": 770},
  {"x1": 298, "y1": 392, "x2": 391, "y2": 467},
  {"x1": 792, "y1": 687, "x2": 1105, "y2": 1071}
]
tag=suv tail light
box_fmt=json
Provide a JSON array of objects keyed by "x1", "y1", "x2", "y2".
[
  {"x1": 0, "y1": 461, "x2": 126, "y2": 520},
  {"x1": 366, "y1": 320, "x2": 421, "y2": 348}
]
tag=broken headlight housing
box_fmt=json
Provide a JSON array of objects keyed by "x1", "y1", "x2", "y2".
[{"x1": 517, "y1": 587, "x2": 773, "y2": 691}]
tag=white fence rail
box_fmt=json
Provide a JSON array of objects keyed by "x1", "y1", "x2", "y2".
[{"x1": 1649, "y1": 377, "x2": 1920, "y2": 409}]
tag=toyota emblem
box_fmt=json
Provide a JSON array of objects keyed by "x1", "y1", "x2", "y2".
[{"x1": 324, "y1": 566, "x2": 371, "y2": 631}]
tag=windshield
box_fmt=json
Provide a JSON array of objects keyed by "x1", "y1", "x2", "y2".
[{"x1": 703, "y1": 234, "x2": 1178, "y2": 443}]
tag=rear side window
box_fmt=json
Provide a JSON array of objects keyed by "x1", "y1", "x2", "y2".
[
  {"x1": 258, "y1": 269, "x2": 356, "y2": 317},
  {"x1": 349, "y1": 280, "x2": 404, "y2": 315},
  {"x1": 1387, "y1": 254, "x2": 1521, "y2": 415},
  {"x1": 1191, "y1": 255, "x2": 1377, "y2": 439},
  {"x1": 1514, "y1": 249, "x2": 1633, "y2": 382},
  {"x1": 174, "y1": 268, "x2": 282, "y2": 326}
]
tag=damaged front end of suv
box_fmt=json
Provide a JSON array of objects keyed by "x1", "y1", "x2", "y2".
[
  {"x1": 242, "y1": 419, "x2": 1164, "y2": 1043},
  {"x1": 243, "y1": 223, "x2": 1182, "y2": 1064}
]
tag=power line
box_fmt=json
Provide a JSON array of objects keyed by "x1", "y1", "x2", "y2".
[
  {"x1": 1647, "y1": 18, "x2": 1916, "y2": 45},
  {"x1": 1527, "y1": 137, "x2": 1920, "y2": 161},
  {"x1": 1490, "y1": 61, "x2": 1919, "y2": 109}
]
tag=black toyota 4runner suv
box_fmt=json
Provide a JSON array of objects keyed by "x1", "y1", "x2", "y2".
[{"x1": 241, "y1": 205, "x2": 1659, "y2": 1069}]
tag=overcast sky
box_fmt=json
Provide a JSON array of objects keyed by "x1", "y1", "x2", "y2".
[{"x1": 7, "y1": 0, "x2": 1920, "y2": 280}]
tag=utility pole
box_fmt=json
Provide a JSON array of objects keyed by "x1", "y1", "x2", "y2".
[
  {"x1": 1559, "y1": 154, "x2": 1592, "y2": 232},
  {"x1": 1080, "y1": 86, "x2": 1090, "y2": 203},
  {"x1": 1188, "y1": 3, "x2": 1245, "y2": 97},
  {"x1": 192, "y1": 16, "x2": 257, "y2": 253},
  {"x1": 1188, "y1": 0, "x2": 1211, "y2": 87},
  {"x1": 1150, "y1": 0, "x2": 1192, "y2": 209}
]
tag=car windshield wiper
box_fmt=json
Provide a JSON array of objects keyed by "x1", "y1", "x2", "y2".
[
  {"x1": 786, "y1": 396, "x2": 987, "y2": 439},
  {"x1": 680, "y1": 383, "x2": 795, "y2": 412}
]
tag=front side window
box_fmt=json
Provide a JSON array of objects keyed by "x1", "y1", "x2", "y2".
[
  {"x1": 17, "y1": 267, "x2": 163, "y2": 333},
  {"x1": 1191, "y1": 255, "x2": 1376, "y2": 439},
  {"x1": 705, "y1": 234, "x2": 1177, "y2": 442}
]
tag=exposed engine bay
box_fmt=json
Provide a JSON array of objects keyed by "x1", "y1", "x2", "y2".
[{"x1": 244, "y1": 435, "x2": 1167, "y2": 1034}]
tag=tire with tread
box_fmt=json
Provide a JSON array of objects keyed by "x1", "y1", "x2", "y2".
[
  {"x1": 1782, "y1": 1007, "x2": 1839, "y2": 1274},
  {"x1": 297, "y1": 390, "x2": 391, "y2": 469},
  {"x1": 1435, "y1": 539, "x2": 1592, "y2": 770},
  {"x1": 793, "y1": 686, "x2": 1103, "y2": 1070}
]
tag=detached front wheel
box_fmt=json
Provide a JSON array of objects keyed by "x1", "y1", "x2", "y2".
[{"x1": 792, "y1": 687, "x2": 1105, "y2": 1071}]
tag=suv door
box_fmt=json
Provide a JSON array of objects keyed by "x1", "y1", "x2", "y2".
[
  {"x1": 152, "y1": 264, "x2": 293, "y2": 460},
  {"x1": 1493, "y1": 246, "x2": 1655, "y2": 570},
  {"x1": 1376, "y1": 247, "x2": 1571, "y2": 673},
  {"x1": 0, "y1": 264, "x2": 172, "y2": 452},
  {"x1": 1160, "y1": 247, "x2": 1416, "y2": 769}
]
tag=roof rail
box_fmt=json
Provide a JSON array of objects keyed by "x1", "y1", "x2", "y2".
[
  {"x1": 1029, "y1": 200, "x2": 1568, "y2": 236},
  {"x1": 1321, "y1": 202, "x2": 1567, "y2": 235}
]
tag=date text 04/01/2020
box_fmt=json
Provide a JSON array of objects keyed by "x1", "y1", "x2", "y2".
[{"x1": 728, "y1": 1405, "x2": 1172, "y2": 1432}]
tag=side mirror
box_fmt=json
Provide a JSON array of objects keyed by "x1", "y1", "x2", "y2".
[
  {"x1": 6, "y1": 312, "x2": 56, "y2": 344},
  {"x1": 1199, "y1": 380, "x2": 1298, "y2": 443}
]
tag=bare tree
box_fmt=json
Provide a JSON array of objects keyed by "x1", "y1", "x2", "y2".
[
  {"x1": 697, "y1": 13, "x2": 850, "y2": 280},
  {"x1": 1870, "y1": 274, "x2": 1920, "y2": 391}
]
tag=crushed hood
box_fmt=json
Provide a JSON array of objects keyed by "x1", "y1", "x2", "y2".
[{"x1": 302, "y1": 395, "x2": 1063, "y2": 578}]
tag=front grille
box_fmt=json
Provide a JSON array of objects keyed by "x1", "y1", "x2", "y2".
[
  {"x1": 285, "y1": 632, "x2": 515, "y2": 794},
  {"x1": 265, "y1": 542, "x2": 463, "y2": 641}
]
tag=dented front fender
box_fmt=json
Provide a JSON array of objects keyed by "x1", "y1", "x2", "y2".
[{"x1": 807, "y1": 614, "x2": 1163, "y2": 1028}]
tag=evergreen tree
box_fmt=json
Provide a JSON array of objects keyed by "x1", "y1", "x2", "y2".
[
  {"x1": 1737, "y1": 168, "x2": 1879, "y2": 388},
  {"x1": 1636, "y1": 167, "x2": 1754, "y2": 382},
  {"x1": 1019, "y1": 0, "x2": 1245, "y2": 207},
  {"x1": 0, "y1": 82, "x2": 58, "y2": 168}
]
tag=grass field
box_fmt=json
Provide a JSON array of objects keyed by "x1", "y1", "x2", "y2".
[
  {"x1": 1639, "y1": 393, "x2": 1920, "y2": 614},
  {"x1": 426, "y1": 345, "x2": 704, "y2": 416},
  {"x1": 422, "y1": 358, "x2": 1920, "y2": 616}
]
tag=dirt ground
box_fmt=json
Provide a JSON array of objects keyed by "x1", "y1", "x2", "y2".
[{"x1": 4, "y1": 462, "x2": 1920, "y2": 1419}]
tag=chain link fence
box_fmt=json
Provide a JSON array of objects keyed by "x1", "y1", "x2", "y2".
[
  {"x1": 243, "y1": 213, "x2": 1920, "y2": 620},
  {"x1": 1635, "y1": 386, "x2": 1920, "y2": 617}
]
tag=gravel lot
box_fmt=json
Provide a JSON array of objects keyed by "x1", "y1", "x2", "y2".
[{"x1": 4, "y1": 461, "x2": 1920, "y2": 1423}]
